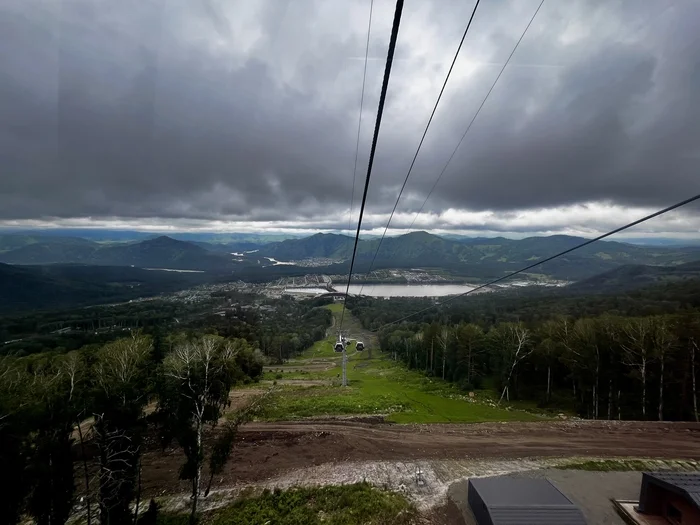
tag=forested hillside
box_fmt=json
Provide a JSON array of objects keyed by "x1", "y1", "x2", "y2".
[
  {"x1": 259, "y1": 231, "x2": 700, "y2": 280},
  {"x1": 353, "y1": 279, "x2": 700, "y2": 421},
  {"x1": 0, "y1": 263, "x2": 211, "y2": 313},
  {"x1": 0, "y1": 294, "x2": 333, "y2": 524}
]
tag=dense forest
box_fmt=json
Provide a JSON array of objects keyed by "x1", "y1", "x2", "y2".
[
  {"x1": 1, "y1": 294, "x2": 332, "y2": 359},
  {"x1": 0, "y1": 293, "x2": 334, "y2": 525},
  {"x1": 1, "y1": 333, "x2": 265, "y2": 525},
  {"x1": 352, "y1": 280, "x2": 700, "y2": 421}
]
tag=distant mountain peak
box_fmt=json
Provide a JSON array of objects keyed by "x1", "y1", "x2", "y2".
[
  {"x1": 308, "y1": 232, "x2": 351, "y2": 239},
  {"x1": 399, "y1": 231, "x2": 439, "y2": 239},
  {"x1": 143, "y1": 235, "x2": 189, "y2": 246}
]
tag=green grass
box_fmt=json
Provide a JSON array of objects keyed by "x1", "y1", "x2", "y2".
[
  {"x1": 254, "y1": 355, "x2": 542, "y2": 423},
  {"x1": 157, "y1": 483, "x2": 417, "y2": 525},
  {"x1": 324, "y1": 302, "x2": 345, "y2": 314},
  {"x1": 250, "y1": 307, "x2": 545, "y2": 424},
  {"x1": 303, "y1": 336, "x2": 344, "y2": 359}
]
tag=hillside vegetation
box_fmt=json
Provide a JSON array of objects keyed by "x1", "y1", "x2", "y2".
[{"x1": 0, "y1": 263, "x2": 210, "y2": 313}]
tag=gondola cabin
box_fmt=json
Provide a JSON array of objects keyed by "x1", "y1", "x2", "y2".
[
  {"x1": 356, "y1": 341, "x2": 365, "y2": 351},
  {"x1": 334, "y1": 341, "x2": 345, "y2": 353}
]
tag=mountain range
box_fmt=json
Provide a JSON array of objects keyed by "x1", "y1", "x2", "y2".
[
  {"x1": 2, "y1": 231, "x2": 700, "y2": 312},
  {"x1": 0, "y1": 235, "x2": 234, "y2": 271},
  {"x1": 256, "y1": 232, "x2": 700, "y2": 280},
  {"x1": 1, "y1": 231, "x2": 700, "y2": 281}
]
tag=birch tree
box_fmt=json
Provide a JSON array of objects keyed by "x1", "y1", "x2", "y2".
[
  {"x1": 437, "y1": 325, "x2": 450, "y2": 380},
  {"x1": 573, "y1": 318, "x2": 603, "y2": 419},
  {"x1": 491, "y1": 323, "x2": 532, "y2": 405},
  {"x1": 535, "y1": 320, "x2": 559, "y2": 404},
  {"x1": 619, "y1": 317, "x2": 652, "y2": 419},
  {"x1": 454, "y1": 323, "x2": 485, "y2": 386},
  {"x1": 650, "y1": 316, "x2": 677, "y2": 421},
  {"x1": 158, "y1": 335, "x2": 249, "y2": 525}
]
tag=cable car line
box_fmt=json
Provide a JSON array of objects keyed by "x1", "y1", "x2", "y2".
[
  {"x1": 347, "y1": 0, "x2": 375, "y2": 235},
  {"x1": 338, "y1": 0, "x2": 405, "y2": 335},
  {"x1": 407, "y1": 0, "x2": 544, "y2": 230},
  {"x1": 357, "y1": 0, "x2": 483, "y2": 296},
  {"x1": 373, "y1": 192, "x2": 700, "y2": 330}
]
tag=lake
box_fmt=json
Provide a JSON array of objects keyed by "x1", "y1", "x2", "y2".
[
  {"x1": 284, "y1": 287, "x2": 330, "y2": 294},
  {"x1": 346, "y1": 283, "x2": 476, "y2": 297}
]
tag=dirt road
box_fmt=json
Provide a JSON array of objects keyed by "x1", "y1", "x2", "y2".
[{"x1": 140, "y1": 419, "x2": 700, "y2": 496}]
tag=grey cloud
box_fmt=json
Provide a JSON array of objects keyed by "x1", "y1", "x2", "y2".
[
  {"x1": 397, "y1": 0, "x2": 700, "y2": 214},
  {"x1": 0, "y1": 0, "x2": 699, "y2": 232}
]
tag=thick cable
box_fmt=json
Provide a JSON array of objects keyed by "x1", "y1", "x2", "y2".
[
  {"x1": 359, "y1": 0, "x2": 483, "y2": 295},
  {"x1": 338, "y1": 0, "x2": 405, "y2": 333}
]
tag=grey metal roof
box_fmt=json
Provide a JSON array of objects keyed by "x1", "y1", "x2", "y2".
[
  {"x1": 469, "y1": 477, "x2": 575, "y2": 506},
  {"x1": 489, "y1": 506, "x2": 587, "y2": 524},
  {"x1": 644, "y1": 472, "x2": 700, "y2": 509},
  {"x1": 468, "y1": 477, "x2": 587, "y2": 525}
]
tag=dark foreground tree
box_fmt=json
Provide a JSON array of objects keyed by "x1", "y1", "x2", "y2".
[
  {"x1": 0, "y1": 356, "x2": 31, "y2": 524},
  {"x1": 92, "y1": 334, "x2": 152, "y2": 525},
  {"x1": 26, "y1": 353, "x2": 85, "y2": 525}
]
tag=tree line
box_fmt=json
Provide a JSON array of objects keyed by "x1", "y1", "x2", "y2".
[
  {"x1": 350, "y1": 278, "x2": 700, "y2": 331},
  {"x1": 2, "y1": 294, "x2": 332, "y2": 361},
  {"x1": 379, "y1": 312, "x2": 700, "y2": 421},
  {"x1": 0, "y1": 332, "x2": 266, "y2": 525}
]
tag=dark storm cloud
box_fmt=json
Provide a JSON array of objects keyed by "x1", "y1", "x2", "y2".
[{"x1": 0, "y1": 0, "x2": 699, "y2": 232}]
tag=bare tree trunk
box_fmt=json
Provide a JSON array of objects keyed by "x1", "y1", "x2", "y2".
[
  {"x1": 467, "y1": 347, "x2": 472, "y2": 384},
  {"x1": 641, "y1": 358, "x2": 647, "y2": 419},
  {"x1": 133, "y1": 457, "x2": 142, "y2": 525},
  {"x1": 693, "y1": 342, "x2": 698, "y2": 422},
  {"x1": 617, "y1": 389, "x2": 621, "y2": 420},
  {"x1": 594, "y1": 358, "x2": 600, "y2": 420},
  {"x1": 659, "y1": 352, "x2": 665, "y2": 421},
  {"x1": 499, "y1": 361, "x2": 517, "y2": 405},
  {"x1": 190, "y1": 419, "x2": 203, "y2": 525},
  {"x1": 430, "y1": 339, "x2": 434, "y2": 374},
  {"x1": 205, "y1": 464, "x2": 217, "y2": 498},
  {"x1": 442, "y1": 350, "x2": 446, "y2": 380},
  {"x1": 425, "y1": 339, "x2": 431, "y2": 373},
  {"x1": 607, "y1": 378, "x2": 612, "y2": 420},
  {"x1": 546, "y1": 365, "x2": 551, "y2": 403},
  {"x1": 76, "y1": 419, "x2": 92, "y2": 525},
  {"x1": 592, "y1": 385, "x2": 597, "y2": 420}
]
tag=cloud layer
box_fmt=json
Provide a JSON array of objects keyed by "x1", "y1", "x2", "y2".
[{"x1": 1, "y1": 0, "x2": 699, "y2": 237}]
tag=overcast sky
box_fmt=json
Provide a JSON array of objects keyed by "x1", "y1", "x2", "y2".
[{"x1": 1, "y1": 0, "x2": 699, "y2": 239}]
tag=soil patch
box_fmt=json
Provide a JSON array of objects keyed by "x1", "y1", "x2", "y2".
[{"x1": 138, "y1": 420, "x2": 700, "y2": 498}]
